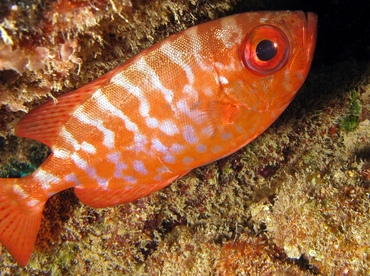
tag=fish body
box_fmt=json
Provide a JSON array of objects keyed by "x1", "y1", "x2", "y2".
[{"x1": 0, "y1": 11, "x2": 317, "y2": 265}]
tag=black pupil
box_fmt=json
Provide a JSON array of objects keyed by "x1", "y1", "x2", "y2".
[{"x1": 256, "y1": 40, "x2": 277, "y2": 61}]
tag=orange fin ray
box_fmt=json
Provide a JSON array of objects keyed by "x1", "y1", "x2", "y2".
[
  {"x1": 196, "y1": 100, "x2": 240, "y2": 126},
  {"x1": 75, "y1": 174, "x2": 184, "y2": 208},
  {"x1": 0, "y1": 178, "x2": 46, "y2": 266},
  {"x1": 15, "y1": 81, "x2": 102, "y2": 148}
]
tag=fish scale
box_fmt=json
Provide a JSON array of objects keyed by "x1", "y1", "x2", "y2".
[{"x1": 0, "y1": 11, "x2": 317, "y2": 266}]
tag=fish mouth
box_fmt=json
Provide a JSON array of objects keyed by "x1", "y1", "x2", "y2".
[{"x1": 303, "y1": 12, "x2": 318, "y2": 59}]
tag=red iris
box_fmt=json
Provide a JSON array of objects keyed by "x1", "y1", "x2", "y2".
[{"x1": 241, "y1": 25, "x2": 290, "y2": 75}]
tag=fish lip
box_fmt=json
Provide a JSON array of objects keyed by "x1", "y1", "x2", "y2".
[{"x1": 303, "y1": 12, "x2": 318, "y2": 59}]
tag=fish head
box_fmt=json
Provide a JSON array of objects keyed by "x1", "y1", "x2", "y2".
[{"x1": 211, "y1": 11, "x2": 317, "y2": 113}]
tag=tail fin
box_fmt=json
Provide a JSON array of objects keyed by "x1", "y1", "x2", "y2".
[{"x1": 0, "y1": 177, "x2": 46, "y2": 266}]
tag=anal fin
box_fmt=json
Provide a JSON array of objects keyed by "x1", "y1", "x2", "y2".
[{"x1": 74, "y1": 174, "x2": 185, "y2": 208}]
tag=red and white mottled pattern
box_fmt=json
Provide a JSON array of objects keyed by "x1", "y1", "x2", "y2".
[{"x1": 0, "y1": 11, "x2": 317, "y2": 266}]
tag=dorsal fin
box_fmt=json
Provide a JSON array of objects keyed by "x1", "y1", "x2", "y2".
[{"x1": 15, "y1": 75, "x2": 111, "y2": 148}]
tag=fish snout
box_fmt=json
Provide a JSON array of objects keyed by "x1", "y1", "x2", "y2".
[{"x1": 304, "y1": 12, "x2": 318, "y2": 60}]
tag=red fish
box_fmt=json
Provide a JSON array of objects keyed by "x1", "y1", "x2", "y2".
[{"x1": 0, "y1": 11, "x2": 317, "y2": 265}]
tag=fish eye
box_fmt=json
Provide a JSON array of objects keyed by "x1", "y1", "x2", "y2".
[
  {"x1": 241, "y1": 25, "x2": 290, "y2": 74},
  {"x1": 256, "y1": 40, "x2": 277, "y2": 61}
]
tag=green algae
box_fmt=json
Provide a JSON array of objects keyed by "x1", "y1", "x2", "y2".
[
  {"x1": 339, "y1": 92, "x2": 363, "y2": 132},
  {"x1": 0, "y1": 158, "x2": 36, "y2": 177}
]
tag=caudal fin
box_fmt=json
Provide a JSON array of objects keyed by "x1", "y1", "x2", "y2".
[{"x1": 0, "y1": 177, "x2": 46, "y2": 266}]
